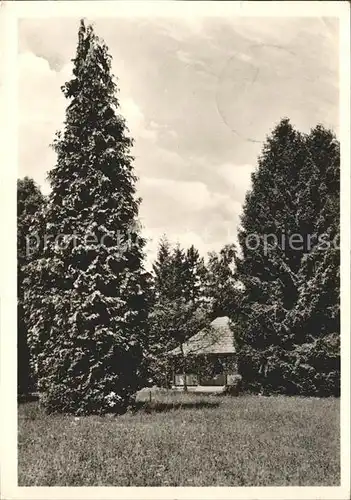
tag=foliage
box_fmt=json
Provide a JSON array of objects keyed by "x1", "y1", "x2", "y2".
[
  {"x1": 183, "y1": 244, "x2": 208, "y2": 304},
  {"x1": 238, "y1": 333, "x2": 340, "y2": 396},
  {"x1": 23, "y1": 20, "x2": 149, "y2": 414},
  {"x1": 235, "y1": 119, "x2": 340, "y2": 396},
  {"x1": 205, "y1": 243, "x2": 240, "y2": 318},
  {"x1": 152, "y1": 238, "x2": 207, "y2": 304},
  {"x1": 17, "y1": 177, "x2": 46, "y2": 394}
]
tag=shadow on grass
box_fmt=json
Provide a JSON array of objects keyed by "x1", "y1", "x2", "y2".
[
  {"x1": 18, "y1": 393, "x2": 39, "y2": 404},
  {"x1": 131, "y1": 400, "x2": 220, "y2": 414},
  {"x1": 17, "y1": 392, "x2": 221, "y2": 415}
]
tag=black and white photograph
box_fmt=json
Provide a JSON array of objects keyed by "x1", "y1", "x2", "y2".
[{"x1": 1, "y1": 1, "x2": 350, "y2": 498}]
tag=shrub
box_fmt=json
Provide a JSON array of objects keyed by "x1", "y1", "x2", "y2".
[{"x1": 238, "y1": 334, "x2": 340, "y2": 397}]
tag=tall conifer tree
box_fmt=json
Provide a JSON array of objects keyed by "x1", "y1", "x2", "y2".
[
  {"x1": 18, "y1": 177, "x2": 46, "y2": 395},
  {"x1": 24, "y1": 20, "x2": 149, "y2": 414},
  {"x1": 284, "y1": 126, "x2": 340, "y2": 395},
  {"x1": 235, "y1": 119, "x2": 340, "y2": 395}
]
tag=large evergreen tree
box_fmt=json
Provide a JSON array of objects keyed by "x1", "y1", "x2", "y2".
[
  {"x1": 283, "y1": 125, "x2": 340, "y2": 395},
  {"x1": 24, "y1": 20, "x2": 149, "y2": 414},
  {"x1": 17, "y1": 177, "x2": 45, "y2": 395},
  {"x1": 235, "y1": 119, "x2": 340, "y2": 395}
]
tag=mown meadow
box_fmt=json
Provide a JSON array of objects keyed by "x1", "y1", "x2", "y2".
[{"x1": 18, "y1": 391, "x2": 340, "y2": 486}]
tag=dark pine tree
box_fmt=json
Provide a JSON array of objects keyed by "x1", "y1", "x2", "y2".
[
  {"x1": 17, "y1": 177, "x2": 46, "y2": 395},
  {"x1": 152, "y1": 235, "x2": 174, "y2": 302},
  {"x1": 183, "y1": 244, "x2": 207, "y2": 305},
  {"x1": 284, "y1": 125, "x2": 340, "y2": 395},
  {"x1": 24, "y1": 20, "x2": 149, "y2": 414},
  {"x1": 171, "y1": 243, "x2": 187, "y2": 300},
  {"x1": 205, "y1": 243, "x2": 238, "y2": 319},
  {"x1": 235, "y1": 118, "x2": 340, "y2": 395}
]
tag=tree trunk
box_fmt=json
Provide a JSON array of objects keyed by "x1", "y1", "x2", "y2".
[{"x1": 180, "y1": 344, "x2": 188, "y2": 392}]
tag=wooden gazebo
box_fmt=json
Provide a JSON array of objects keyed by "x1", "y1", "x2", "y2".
[{"x1": 168, "y1": 316, "x2": 238, "y2": 392}]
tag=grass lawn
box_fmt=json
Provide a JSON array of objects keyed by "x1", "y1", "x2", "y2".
[{"x1": 18, "y1": 391, "x2": 340, "y2": 486}]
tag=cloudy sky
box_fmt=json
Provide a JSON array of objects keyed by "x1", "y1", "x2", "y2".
[{"x1": 18, "y1": 16, "x2": 339, "y2": 266}]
